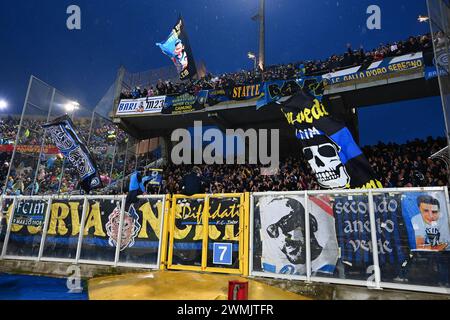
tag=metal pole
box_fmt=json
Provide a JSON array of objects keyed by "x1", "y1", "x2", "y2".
[
  {"x1": 32, "y1": 88, "x2": 56, "y2": 195},
  {"x1": 114, "y1": 196, "x2": 126, "y2": 266},
  {"x1": 75, "y1": 197, "x2": 89, "y2": 263},
  {"x1": 121, "y1": 138, "x2": 130, "y2": 194},
  {"x1": 37, "y1": 198, "x2": 53, "y2": 261},
  {"x1": 258, "y1": 0, "x2": 265, "y2": 71},
  {"x1": 109, "y1": 134, "x2": 118, "y2": 187},
  {"x1": 3, "y1": 76, "x2": 33, "y2": 194},
  {"x1": 57, "y1": 109, "x2": 77, "y2": 195},
  {"x1": 368, "y1": 190, "x2": 382, "y2": 289},
  {"x1": 427, "y1": 0, "x2": 450, "y2": 184},
  {"x1": 86, "y1": 111, "x2": 96, "y2": 147},
  {"x1": 304, "y1": 191, "x2": 311, "y2": 282},
  {"x1": 113, "y1": 66, "x2": 126, "y2": 117},
  {"x1": 1, "y1": 197, "x2": 18, "y2": 257}
]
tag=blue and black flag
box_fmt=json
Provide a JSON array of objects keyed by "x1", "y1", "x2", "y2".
[
  {"x1": 333, "y1": 194, "x2": 409, "y2": 277},
  {"x1": 156, "y1": 16, "x2": 197, "y2": 80},
  {"x1": 42, "y1": 115, "x2": 102, "y2": 193},
  {"x1": 260, "y1": 79, "x2": 382, "y2": 189}
]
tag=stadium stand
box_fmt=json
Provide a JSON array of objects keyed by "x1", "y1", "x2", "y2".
[
  {"x1": 120, "y1": 33, "x2": 435, "y2": 98},
  {"x1": 0, "y1": 33, "x2": 447, "y2": 196}
]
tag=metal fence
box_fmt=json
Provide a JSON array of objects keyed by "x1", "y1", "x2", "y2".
[
  {"x1": 428, "y1": 0, "x2": 450, "y2": 184},
  {"x1": 0, "y1": 194, "x2": 167, "y2": 269},
  {"x1": 0, "y1": 76, "x2": 148, "y2": 196},
  {"x1": 1, "y1": 188, "x2": 450, "y2": 295},
  {"x1": 250, "y1": 187, "x2": 450, "y2": 295}
]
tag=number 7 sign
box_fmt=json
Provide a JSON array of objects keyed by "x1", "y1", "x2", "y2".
[{"x1": 213, "y1": 243, "x2": 233, "y2": 265}]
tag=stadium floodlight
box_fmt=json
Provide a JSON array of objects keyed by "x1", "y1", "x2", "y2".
[
  {"x1": 0, "y1": 100, "x2": 8, "y2": 110},
  {"x1": 418, "y1": 15, "x2": 429, "y2": 23},
  {"x1": 248, "y1": 52, "x2": 257, "y2": 70},
  {"x1": 64, "y1": 101, "x2": 80, "y2": 112}
]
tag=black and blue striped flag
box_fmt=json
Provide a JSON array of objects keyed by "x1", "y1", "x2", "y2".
[{"x1": 42, "y1": 115, "x2": 102, "y2": 193}]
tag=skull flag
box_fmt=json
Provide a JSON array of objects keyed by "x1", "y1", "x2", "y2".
[
  {"x1": 42, "y1": 115, "x2": 103, "y2": 193},
  {"x1": 279, "y1": 85, "x2": 382, "y2": 190}
]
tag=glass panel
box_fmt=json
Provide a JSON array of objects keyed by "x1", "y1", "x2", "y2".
[
  {"x1": 206, "y1": 196, "x2": 241, "y2": 269},
  {"x1": 171, "y1": 197, "x2": 204, "y2": 267},
  {"x1": 0, "y1": 198, "x2": 14, "y2": 253},
  {"x1": 7, "y1": 103, "x2": 47, "y2": 196},
  {"x1": 377, "y1": 190, "x2": 450, "y2": 288},
  {"x1": 5, "y1": 198, "x2": 48, "y2": 257},
  {"x1": 321, "y1": 192, "x2": 373, "y2": 281},
  {"x1": 87, "y1": 113, "x2": 117, "y2": 194},
  {"x1": 252, "y1": 194, "x2": 308, "y2": 276},
  {"x1": 41, "y1": 198, "x2": 84, "y2": 260},
  {"x1": 0, "y1": 117, "x2": 19, "y2": 192},
  {"x1": 119, "y1": 197, "x2": 165, "y2": 266},
  {"x1": 79, "y1": 198, "x2": 121, "y2": 263}
]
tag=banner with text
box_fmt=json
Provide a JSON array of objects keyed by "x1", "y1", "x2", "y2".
[
  {"x1": 322, "y1": 52, "x2": 424, "y2": 85},
  {"x1": 116, "y1": 96, "x2": 166, "y2": 116}
]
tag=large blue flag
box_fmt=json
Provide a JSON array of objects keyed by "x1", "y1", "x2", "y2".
[{"x1": 156, "y1": 17, "x2": 197, "y2": 80}]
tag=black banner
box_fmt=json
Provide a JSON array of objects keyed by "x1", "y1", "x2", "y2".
[
  {"x1": 42, "y1": 115, "x2": 102, "y2": 193},
  {"x1": 162, "y1": 91, "x2": 208, "y2": 115},
  {"x1": 278, "y1": 81, "x2": 382, "y2": 189}
]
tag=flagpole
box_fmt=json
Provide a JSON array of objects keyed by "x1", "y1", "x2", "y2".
[{"x1": 258, "y1": 0, "x2": 265, "y2": 71}]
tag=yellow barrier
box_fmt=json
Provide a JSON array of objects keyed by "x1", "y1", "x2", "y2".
[{"x1": 165, "y1": 193, "x2": 249, "y2": 276}]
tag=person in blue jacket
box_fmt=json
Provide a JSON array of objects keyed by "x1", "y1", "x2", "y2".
[{"x1": 125, "y1": 167, "x2": 147, "y2": 210}]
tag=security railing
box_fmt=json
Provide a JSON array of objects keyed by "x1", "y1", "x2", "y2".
[
  {"x1": 1, "y1": 188, "x2": 449, "y2": 295},
  {"x1": 250, "y1": 187, "x2": 450, "y2": 295},
  {"x1": 0, "y1": 195, "x2": 167, "y2": 269}
]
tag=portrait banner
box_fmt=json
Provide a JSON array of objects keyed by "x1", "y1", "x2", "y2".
[
  {"x1": 401, "y1": 191, "x2": 450, "y2": 252},
  {"x1": 253, "y1": 194, "x2": 339, "y2": 276},
  {"x1": 156, "y1": 16, "x2": 197, "y2": 80}
]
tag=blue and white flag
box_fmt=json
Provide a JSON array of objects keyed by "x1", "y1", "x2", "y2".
[
  {"x1": 42, "y1": 115, "x2": 102, "y2": 193},
  {"x1": 156, "y1": 16, "x2": 197, "y2": 80}
]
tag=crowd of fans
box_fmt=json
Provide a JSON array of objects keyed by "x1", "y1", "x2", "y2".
[
  {"x1": 155, "y1": 137, "x2": 448, "y2": 195},
  {"x1": 120, "y1": 33, "x2": 436, "y2": 99},
  {"x1": 0, "y1": 111, "x2": 448, "y2": 196},
  {"x1": 1, "y1": 32, "x2": 448, "y2": 196},
  {"x1": 0, "y1": 116, "x2": 140, "y2": 196}
]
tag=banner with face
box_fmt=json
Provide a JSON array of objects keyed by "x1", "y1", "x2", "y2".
[
  {"x1": 254, "y1": 195, "x2": 338, "y2": 276},
  {"x1": 156, "y1": 17, "x2": 197, "y2": 80}
]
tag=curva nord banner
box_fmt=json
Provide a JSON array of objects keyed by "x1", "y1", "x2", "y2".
[
  {"x1": 156, "y1": 16, "x2": 197, "y2": 80},
  {"x1": 3, "y1": 197, "x2": 165, "y2": 265}
]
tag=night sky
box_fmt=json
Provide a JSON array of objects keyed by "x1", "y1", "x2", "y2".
[{"x1": 0, "y1": 0, "x2": 446, "y2": 146}]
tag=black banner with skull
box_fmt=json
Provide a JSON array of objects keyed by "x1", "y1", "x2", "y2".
[
  {"x1": 279, "y1": 87, "x2": 382, "y2": 190},
  {"x1": 42, "y1": 115, "x2": 102, "y2": 193}
]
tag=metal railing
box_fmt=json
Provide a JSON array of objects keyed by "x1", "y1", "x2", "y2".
[{"x1": 1, "y1": 187, "x2": 450, "y2": 295}]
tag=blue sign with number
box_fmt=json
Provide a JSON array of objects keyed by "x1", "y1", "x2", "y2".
[{"x1": 213, "y1": 243, "x2": 233, "y2": 265}]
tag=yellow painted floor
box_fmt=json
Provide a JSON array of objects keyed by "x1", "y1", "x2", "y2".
[{"x1": 88, "y1": 271, "x2": 310, "y2": 300}]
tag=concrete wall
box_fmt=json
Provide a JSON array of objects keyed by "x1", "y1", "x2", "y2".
[{"x1": 1, "y1": 259, "x2": 449, "y2": 300}]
